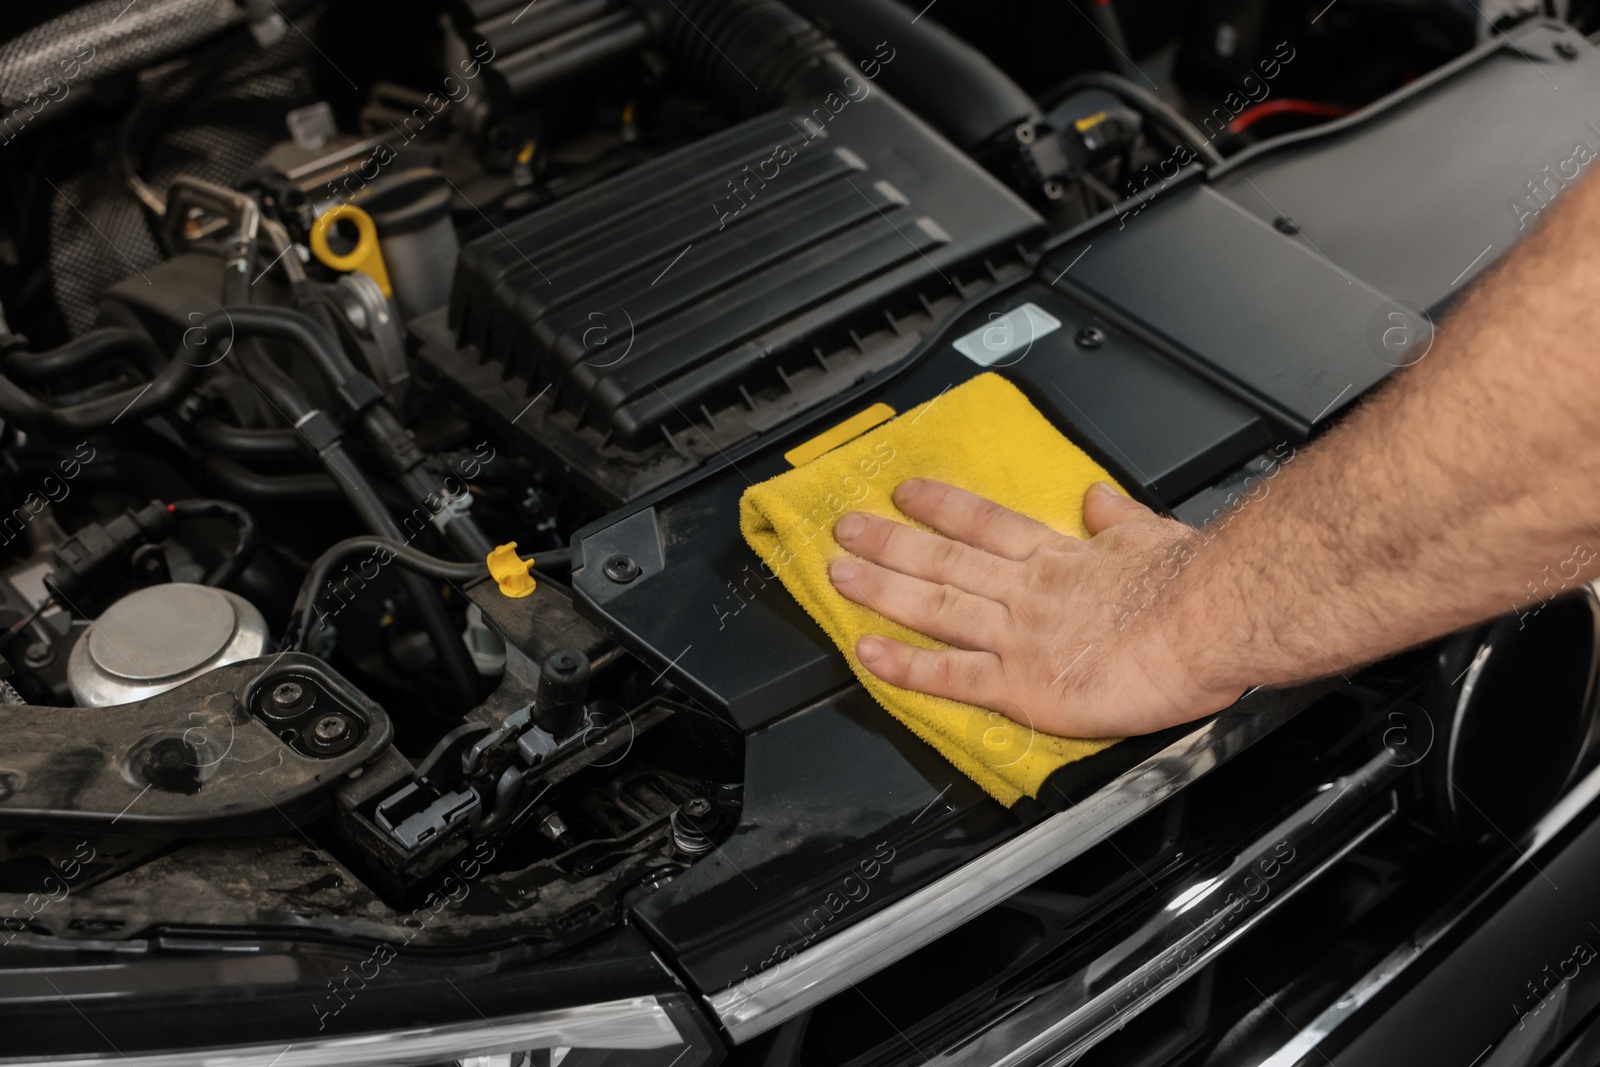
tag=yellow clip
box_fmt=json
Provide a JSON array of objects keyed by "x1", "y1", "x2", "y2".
[
  {"x1": 784, "y1": 402, "x2": 896, "y2": 467},
  {"x1": 486, "y1": 542, "x2": 536, "y2": 598},
  {"x1": 1074, "y1": 110, "x2": 1110, "y2": 133},
  {"x1": 310, "y1": 204, "x2": 392, "y2": 296}
]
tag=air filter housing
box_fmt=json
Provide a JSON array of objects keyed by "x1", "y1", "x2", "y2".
[{"x1": 415, "y1": 89, "x2": 1042, "y2": 505}]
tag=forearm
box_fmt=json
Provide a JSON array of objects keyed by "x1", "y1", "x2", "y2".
[{"x1": 1171, "y1": 170, "x2": 1600, "y2": 692}]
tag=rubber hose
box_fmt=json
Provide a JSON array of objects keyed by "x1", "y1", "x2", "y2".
[
  {"x1": 3, "y1": 328, "x2": 161, "y2": 383},
  {"x1": 785, "y1": 0, "x2": 1042, "y2": 150}
]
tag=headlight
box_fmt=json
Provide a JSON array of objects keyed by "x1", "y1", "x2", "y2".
[{"x1": 3, "y1": 996, "x2": 703, "y2": 1067}]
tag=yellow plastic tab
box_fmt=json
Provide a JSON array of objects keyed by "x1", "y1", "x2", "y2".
[
  {"x1": 310, "y1": 204, "x2": 393, "y2": 296},
  {"x1": 1074, "y1": 110, "x2": 1110, "y2": 133},
  {"x1": 784, "y1": 402, "x2": 896, "y2": 468},
  {"x1": 486, "y1": 542, "x2": 536, "y2": 598}
]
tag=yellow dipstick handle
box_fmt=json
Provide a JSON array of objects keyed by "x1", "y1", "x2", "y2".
[
  {"x1": 310, "y1": 204, "x2": 392, "y2": 296},
  {"x1": 487, "y1": 542, "x2": 536, "y2": 598}
]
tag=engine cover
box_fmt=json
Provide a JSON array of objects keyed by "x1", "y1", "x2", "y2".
[{"x1": 414, "y1": 89, "x2": 1043, "y2": 505}]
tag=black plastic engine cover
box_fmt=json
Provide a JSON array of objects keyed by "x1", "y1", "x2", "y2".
[{"x1": 418, "y1": 88, "x2": 1043, "y2": 506}]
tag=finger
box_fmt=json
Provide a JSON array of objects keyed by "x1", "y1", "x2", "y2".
[
  {"x1": 855, "y1": 634, "x2": 1006, "y2": 705},
  {"x1": 891, "y1": 479, "x2": 1062, "y2": 561},
  {"x1": 1082, "y1": 481, "x2": 1155, "y2": 536},
  {"x1": 830, "y1": 556, "x2": 1008, "y2": 650},
  {"x1": 834, "y1": 511, "x2": 1015, "y2": 596}
]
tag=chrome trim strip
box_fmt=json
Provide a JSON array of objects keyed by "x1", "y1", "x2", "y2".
[
  {"x1": 1, "y1": 995, "x2": 682, "y2": 1067},
  {"x1": 706, "y1": 691, "x2": 1314, "y2": 1042},
  {"x1": 937, "y1": 752, "x2": 1403, "y2": 1067},
  {"x1": 1256, "y1": 742, "x2": 1600, "y2": 1067}
]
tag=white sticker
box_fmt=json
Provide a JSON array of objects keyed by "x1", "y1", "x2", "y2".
[{"x1": 952, "y1": 302, "x2": 1062, "y2": 367}]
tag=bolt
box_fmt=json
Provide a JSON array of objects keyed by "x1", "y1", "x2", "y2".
[
  {"x1": 1015, "y1": 123, "x2": 1036, "y2": 144},
  {"x1": 683, "y1": 797, "x2": 712, "y2": 818},
  {"x1": 1555, "y1": 39, "x2": 1579, "y2": 59},
  {"x1": 22, "y1": 641, "x2": 51, "y2": 669},
  {"x1": 1273, "y1": 216, "x2": 1301, "y2": 235},
  {"x1": 312, "y1": 714, "x2": 350, "y2": 743},
  {"x1": 671, "y1": 799, "x2": 718, "y2": 856},
  {"x1": 603, "y1": 554, "x2": 641, "y2": 584},
  {"x1": 270, "y1": 681, "x2": 305, "y2": 712},
  {"x1": 1074, "y1": 327, "x2": 1105, "y2": 350}
]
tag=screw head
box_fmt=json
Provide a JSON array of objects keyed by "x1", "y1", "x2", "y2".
[
  {"x1": 270, "y1": 682, "x2": 305, "y2": 710},
  {"x1": 22, "y1": 641, "x2": 51, "y2": 669},
  {"x1": 312, "y1": 714, "x2": 350, "y2": 743},
  {"x1": 1273, "y1": 215, "x2": 1301, "y2": 235},
  {"x1": 683, "y1": 797, "x2": 712, "y2": 818},
  {"x1": 1555, "y1": 38, "x2": 1579, "y2": 59},
  {"x1": 602, "y1": 554, "x2": 641, "y2": 584},
  {"x1": 1074, "y1": 327, "x2": 1105, "y2": 350}
]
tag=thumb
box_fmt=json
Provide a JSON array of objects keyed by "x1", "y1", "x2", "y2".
[{"x1": 1083, "y1": 481, "x2": 1154, "y2": 535}]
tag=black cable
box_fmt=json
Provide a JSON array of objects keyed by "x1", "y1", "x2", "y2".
[
  {"x1": 1054, "y1": 71, "x2": 1225, "y2": 167},
  {"x1": 0, "y1": 596, "x2": 56, "y2": 654},
  {"x1": 231, "y1": 299, "x2": 497, "y2": 561},
  {"x1": 229, "y1": 342, "x2": 484, "y2": 704},
  {"x1": 534, "y1": 546, "x2": 573, "y2": 573},
  {"x1": 286, "y1": 536, "x2": 488, "y2": 652},
  {"x1": 168, "y1": 498, "x2": 259, "y2": 587}
]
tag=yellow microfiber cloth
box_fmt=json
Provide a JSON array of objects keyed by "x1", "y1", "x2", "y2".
[{"x1": 739, "y1": 372, "x2": 1122, "y2": 807}]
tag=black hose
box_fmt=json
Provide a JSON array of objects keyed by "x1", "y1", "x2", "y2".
[
  {"x1": 220, "y1": 304, "x2": 360, "y2": 392},
  {"x1": 646, "y1": 0, "x2": 849, "y2": 112},
  {"x1": 0, "y1": 315, "x2": 220, "y2": 434},
  {"x1": 3, "y1": 328, "x2": 161, "y2": 383},
  {"x1": 193, "y1": 416, "x2": 304, "y2": 457},
  {"x1": 230, "y1": 328, "x2": 483, "y2": 692},
  {"x1": 1086, "y1": 0, "x2": 1142, "y2": 84},
  {"x1": 168, "y1": 498, "x2": 259, "y2": 587},
  {"x1": 1055, "y1": 71, "x2": 1224, "y2": 167},
  {"x1": 286, "y1": 536, "x2": 488, "y2": 652},
  {"x1": 240, "y1": 298, "x2": 497, "y2": 561},
  {"x1": 204, "y1": 457, "x2": 343, "y2": 500},
  {"x1": 784, "y1": 0, "x2": 1042, "y2": 151}
]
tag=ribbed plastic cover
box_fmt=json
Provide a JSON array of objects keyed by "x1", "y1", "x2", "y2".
[{"x1": 445, "y1": 90, "x2": 1041, "y2": 492}]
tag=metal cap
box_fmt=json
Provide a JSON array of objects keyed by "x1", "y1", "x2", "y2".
[{"x1": 67, "y1": 584, "x2": 270, "y2": 707}]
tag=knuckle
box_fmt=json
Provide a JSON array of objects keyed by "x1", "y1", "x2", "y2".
[
  {"x1": 956, "y1": 654, "x2": 992, "y2": 692},
  {"x1": 861, "y1": 515, "x2": 894, "y2": 553},
  {"x1": 974, "y1": 498, "x2": 1006, "y2": 526},
  {"x1": 934, "y1": 583, "x2": 965, "y2": 618},
  {"x1": 1028, "y1": 542, "x2": 1073, "y2": 576},
  {"x1": 923, "y1": 481, "x2": 955, "y2": 509}
]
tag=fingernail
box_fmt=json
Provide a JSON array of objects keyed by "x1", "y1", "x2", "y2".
[
  {"x1": 1088, "y1": 481, "x2": 1118, "y2": 499},
  {"x1": 895, "y1": 478, "x2": 923, "y2": 501},
  {"x1": 835, "y1": 512, "x2": 867, "y2": 541},
  {"x1": 858, "y1": 636, "x2": 884, "y2": 664},
  {"x1": 830, "y1": 557, "x2": 860, "y2": 583}
]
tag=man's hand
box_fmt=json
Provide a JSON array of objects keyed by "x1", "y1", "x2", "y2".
[{"x1": 828, "y1": 478, "x2": 1246, "y2": 738}]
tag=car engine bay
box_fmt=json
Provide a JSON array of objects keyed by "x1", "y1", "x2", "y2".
[{"x1": 4, "y1": 0, "x2": 1600, "y2": 1063}]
